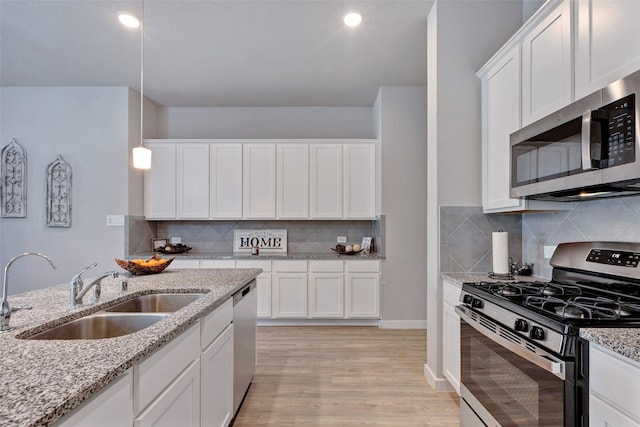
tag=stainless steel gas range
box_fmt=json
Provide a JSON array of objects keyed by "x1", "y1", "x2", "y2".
[{"x1": 457, "y1": 241, "x2": 640, "y2": 426}]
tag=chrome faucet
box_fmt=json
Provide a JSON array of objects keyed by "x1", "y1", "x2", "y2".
[
  {"x1": 69, "y1": 263, "x2": 118, "y2": 308},
  {"x1": 1, "y1": 252, "x2": 57, "y2": 331}
]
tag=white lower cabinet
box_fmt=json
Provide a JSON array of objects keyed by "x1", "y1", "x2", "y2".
[
  {"x1": 308, "y1": 261, "x2": 344, "y2": 318},
  {"x1": 344, "y1": 261, "x2": 379, "y2": 319},
  {"x1": 135, "y1": 359, "x2": 201, "y2": 427},
  {"x1": 442, "y1": 279, "x2": 461, "y2": 394},
  {"x1": 272, "y1": 272, "x2": 308, "y2": 318},
  {"x1": 201, "y1": 325, "x2": 234, "y2": 427},
  {"x1": 589, "y1": 342, "x2": 640, "y2": 426},
  {"x1": 55, "y1": 369, "x2": 134, "y2": 427},
  {"x1": 236, "y1": 260, "x2": 272, "y2": 318}
]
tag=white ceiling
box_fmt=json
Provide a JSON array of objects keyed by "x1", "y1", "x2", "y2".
[{"x1": 0, "y1": 0, "x2": 431, "y2": 108}]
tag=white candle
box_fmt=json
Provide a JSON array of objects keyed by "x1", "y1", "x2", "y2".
[{"x1": 492, "y1": 231, "x2": 509, "y2": 275}]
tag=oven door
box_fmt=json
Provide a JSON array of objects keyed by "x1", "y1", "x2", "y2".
[{"x1": 456, "y1": 305, "x2": 570, "y2": 427}]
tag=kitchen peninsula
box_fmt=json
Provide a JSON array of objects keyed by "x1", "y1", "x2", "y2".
[{"x1": 0, "y1": 268, "x2": 260, "y2": 426}]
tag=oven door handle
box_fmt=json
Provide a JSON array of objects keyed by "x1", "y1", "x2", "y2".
[{"x1": 456, "y1": 305, "x2": 566, "y2": 380}]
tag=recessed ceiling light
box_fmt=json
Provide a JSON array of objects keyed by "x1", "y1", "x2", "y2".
[
  {"x1": 343, "y1": 11, "x2": 363, "y2": 27},
  {"x1": 117, "y1": 11, "x2": 140, "y2": 28}
]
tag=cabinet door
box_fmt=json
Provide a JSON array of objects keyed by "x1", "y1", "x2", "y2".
[
  {"x1": 135, "y1": 359, "x2": 201, "y2": 427},
  {"x1": 442, "y1": 280, "x2": 461, "y2": 395},
  {"x1": 576, "y1": 0, "x2": 640, "y2": 99},
  {"x1": 56, "y1": 370, "x2": 133, "y2": 427},
  {"x1": 210, "y1": 144, "x2": 243, "y2": 219},
  {"x1": 521, "y1": 0, "x2": 572, "y2": 126},
  {"x1": 272, "y1": 272, "x2": 308, "y2": 318},
  {"x1": 201, "y1": 325, "x2": 234, "y2": 427},
  {"x1": 256, "y1": 273, "x2": 272, "y2": 318},
  {"x1": 343, "y1": 144, "x2": 376, "y2": 219},
  {"x1": 308, "y1": 272, "x2": 344, "y2": 318},
  {"x1": 590, "y1": 395, "x2": 640, "y2": 427},
  {"x1": 344, "y1": 273, "x2": 379, "y2": 318},
  {"x1": 310, "y1": 144, "x2": 343, "y2": 219},
  {"x1": 177, "y1": 143, "x2": 210, "y2": 219},
  {"x1": 482, "y1": 46, "x2": 526, "y2": 213},
  {"x1": 144, "y1": 143, "x2": 176, "y2": 219},
  {"x1": 243, "y1": 144, "x2": 276, "y2": 219},
  {"x1": 277, "y1": 144, "x2": 309, "y2": 219}
]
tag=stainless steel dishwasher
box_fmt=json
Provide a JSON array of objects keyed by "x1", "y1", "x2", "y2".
[{"x1": 232, "y1": 279, "x2": 257, "y2": 415}]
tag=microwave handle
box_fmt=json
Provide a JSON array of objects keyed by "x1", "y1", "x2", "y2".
[{"x1": 581, "y1": 110, "x2": 597, "y2": 171}]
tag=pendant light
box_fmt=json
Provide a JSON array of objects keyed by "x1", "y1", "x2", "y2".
[{"x1": 133, "y1": 1, "x2": 151, "y2": 169}]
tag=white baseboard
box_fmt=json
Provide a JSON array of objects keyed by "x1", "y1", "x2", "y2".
[
  {"x1": 379, "y1": 320, "x2": 427, "y2": 329},
  {"x1": 424, "y1": 363, "x2": 454, "y2": 392},
  {"x1": 257, "y1": 318, "x2": 380, "y2": 327}
]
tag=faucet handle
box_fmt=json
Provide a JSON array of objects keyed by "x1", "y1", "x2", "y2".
[{"x1": 70, "y1": 263, "x2": 98, "y2": 286}]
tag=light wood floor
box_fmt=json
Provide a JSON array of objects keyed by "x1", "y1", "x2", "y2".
[{"x1": 232, "y1": 326, "x2": 460, "y2": 426}]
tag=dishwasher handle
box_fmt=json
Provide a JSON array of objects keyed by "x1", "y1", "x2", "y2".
[{"x1": 233, "y1": 280, "x2": 256, "y2": 306}]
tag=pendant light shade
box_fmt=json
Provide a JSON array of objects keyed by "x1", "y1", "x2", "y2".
[{"x1": 133, "y1": 145, "x2": 151, "y2": 169}]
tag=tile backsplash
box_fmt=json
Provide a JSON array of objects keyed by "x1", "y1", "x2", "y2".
[
  {"x1": 523, "y1": 195, "x2": 640, "y2": 279},
  {"x1": 440, "y1": 206, "x2": 522, "y2": 274}
]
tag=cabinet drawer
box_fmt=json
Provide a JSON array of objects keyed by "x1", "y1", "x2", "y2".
[
  {"x1": 135, "y1": 323, "x2": 200, "y2": 414},
  {"x1": 272, "y1": 260, "x2": 307, "y2": 272},
  {"x1": 590, "y1": 343, "x2": 640, "y2": 420},
  {"x1": 199, "y1": 259, "x2": 236, "y2": 269},
  {"x1": 236, "y1": 259, "x2": 272, "y2": 272},
  {"x1": 344, "y1": 260, "x2": 379, "y2": 273},
  {"x1": 308, "y1": 260, "x2": 343, "y2": 272},
  {"x1": 200, "y1": 298, "x2": 233, "y2": 350}
]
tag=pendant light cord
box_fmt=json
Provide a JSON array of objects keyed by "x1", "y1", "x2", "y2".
[{"x1": 140, "y1": 0, "x2": 144, "y2": 147}]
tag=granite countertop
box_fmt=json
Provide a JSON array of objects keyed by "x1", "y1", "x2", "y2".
[
  {"x1": 0, "y1": 268, "x2": 261, "y2": 427},
  {"x1": 579, "y1": 328, "x2": 640, "y2": 364},
  {"x1": 441, "y1": 272, "x2": 544, "y2": 286},
  {"x1": 132, "y1": 251, "x2": 383, "y2": 261},
  {"x1": 442, "y1": 273, "x2": 640, "y2": 364}
]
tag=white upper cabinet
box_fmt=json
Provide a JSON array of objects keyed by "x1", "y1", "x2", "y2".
[
  {"x1": 177, "y1": 143, "x2": 210, "y2": 219},
  {"x1": 343, "y1": 143, "x2": 376, "y2": 219},
  {"x1": 310, "y1": 144, "x2": 343, "y2": 219},
  {"x1": 575, "y1": 0, "x2": 640, "y2": 99},
  {"x1": 481, "y1": 46, "x2": 525, "y2": 213},
  {"x1": 144, "y1": 143, "x2": 176, "y2": 219},
  {"x1": 243, "y1": 143, "x2": 276, "y2": 219},
  {"x1": 277, "y1": 144, "x2": 309, "y2": 219},
  {"x1": 521, "y1": 0, "x2": 573, "y2": 126},
  {"x1": 210, "y1": 144, "x2": 243, "y2": 219}
]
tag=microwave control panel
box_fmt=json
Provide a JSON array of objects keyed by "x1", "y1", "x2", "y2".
[{"x1": 605, "y1": 93, "x2": 635, "y2": 167}]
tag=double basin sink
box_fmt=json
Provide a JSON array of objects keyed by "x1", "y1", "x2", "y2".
[{"x1": 23, "y1": 293, "x2": 206, "y2": 340}]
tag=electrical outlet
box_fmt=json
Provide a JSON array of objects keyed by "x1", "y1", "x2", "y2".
[
  {"x1": 543, "y1": 245, "x2": 557, "y2": 259},
  {"x1": 337, "y1": 236, "x2": 347, "y2": 243},
  {"x1": 106, "y1": 215, "x2": 124, "y2": 227}
]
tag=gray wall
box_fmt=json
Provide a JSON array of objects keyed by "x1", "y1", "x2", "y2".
[
  {"x1": 375, "y1": 86, "x2": 428, "y2": 326},
  {"x1": 425, "y1": 0, "x2": 524, "y2": 391},
  {"x1": 523, "y1": 195, "x2": 640, "y2": 279},
  {"x1": 158, "y1": 106, "x2": 374, "y2": 139},
  {"x1": 0, "y1": 86, "x2": 136, "y2": 294}
]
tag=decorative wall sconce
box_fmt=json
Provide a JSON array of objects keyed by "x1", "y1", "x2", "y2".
[
  {"x1": 1, "y1": 138, "x2": 27, "y2": 218},
  {"x1": 46, "y1": 155, "x2": 72, "y2": 227}
]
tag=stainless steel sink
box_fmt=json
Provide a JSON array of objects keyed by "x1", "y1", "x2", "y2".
[
  {"x1": 24, "y1": 313, "x2": 167, "y2": 340},
  {"x1": 105, "y1": 293, "x2": 206, "y2": 313}
]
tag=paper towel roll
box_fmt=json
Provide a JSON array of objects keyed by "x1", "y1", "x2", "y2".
[{"x1": 492, "y1": 231, "x2": 509, "y2": 275}]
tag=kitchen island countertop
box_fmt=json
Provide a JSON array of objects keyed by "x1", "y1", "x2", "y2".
[{"x1": 0, "y1": 268, "x2": 261, "y2": 427}]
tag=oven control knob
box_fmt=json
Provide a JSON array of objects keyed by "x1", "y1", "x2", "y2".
[
  {"x1": 471, "y1": 298, "x2": 483, "y2": 309},
  {"x1": 514, "y1": 318, "x2": 529, "y2": 332},
  {"x1": 463, "y1": 294, "x2": 474, "y2": 305},
  {"x1": 530, "y1": 326, "x2": 545, "y2": 341}
]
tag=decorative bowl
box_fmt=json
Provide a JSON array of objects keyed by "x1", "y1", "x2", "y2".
[{"x1": 115, "y1": 254, "x2": 175, "y2": 275}]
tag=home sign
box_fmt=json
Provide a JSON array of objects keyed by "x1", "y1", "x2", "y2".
[{"x1": 233, "y1": 229, "x2": 288, "y2": 253}]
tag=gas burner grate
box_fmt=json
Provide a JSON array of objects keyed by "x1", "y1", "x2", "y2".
[{"x1": 526, "y1": 295, "x2": 621, "y2": 320}]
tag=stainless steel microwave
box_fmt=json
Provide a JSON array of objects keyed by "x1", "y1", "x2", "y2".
[{"x1": 510, "y1": 70, "x2": 640, "y2": 201}]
